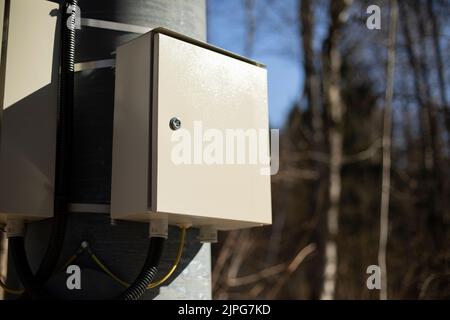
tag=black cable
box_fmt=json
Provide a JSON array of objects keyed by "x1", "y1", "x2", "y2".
[
  {"x1": 32, "y1": 0, "x2": 75, "y2": 281},
  {"x1": 10, "y1": 235, "x2": 165, "y2": 300},
  {"x1": 9, "y1": 237, "x2": 50, "y2": 299},
  {"x1": 117, "y1": 237, "x2": 165, "y2": 300},
  {"x1": 11, "y1": 0, "x2": 76, "y2": 298},
  {"x1": 8, "y1": 238, "x2": 34, "y2": 290},
  {"x1": 34, "y1": 0, "x2": 76, "y2": 285}
]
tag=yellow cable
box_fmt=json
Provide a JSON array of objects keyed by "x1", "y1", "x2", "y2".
[
  {"x1": 147, "y1": 226, "x2": 186, "y2": 289},
  {"x1": 0, "y1": 252, "x2": 80, "y2": 296},
  {"x1": 90, "y1": 252, "x2": 129, "y2": 288},
  {"x1": 59, "y1": 254, "x2": 78, "y2": 272},
  {"x1": 0, "y1": 226, "x2": 187, "y2": 295},
  {"x1": 0, "y1": 277, "x2": 24, "y2": 296},
  {"x1": 88, "y1": 226, "x2": 187, "y2": 289}
]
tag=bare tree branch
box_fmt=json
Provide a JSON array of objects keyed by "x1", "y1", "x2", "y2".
[
  {"x1": 343, "y1": 139, "x2": 382, "y2": 164},
  {"x1": 266, "y1": 243, "x2": 316, "y2": 299},
  {"x1": 379, "y1": 0, "x2": 398, "y2": 301}
]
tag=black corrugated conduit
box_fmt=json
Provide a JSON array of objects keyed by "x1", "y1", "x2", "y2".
[
  {"x1": 9, "y1": 0, "x2": 76, "y2": 299},
  {"x1": 117, "y1": 238, "x2": 166, "y2": 300},
  {"x1": 33, "y1": 0, "x2": 76, "y2": 287}
]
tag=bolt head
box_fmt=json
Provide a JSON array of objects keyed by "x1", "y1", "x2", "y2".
[{"x1": 169, "y1": 117, "x2": 181, "y2": 130}]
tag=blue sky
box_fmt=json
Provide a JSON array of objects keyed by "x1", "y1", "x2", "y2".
[{"x1": 207, "y1": 0, "x2": 303, "y2": 129}]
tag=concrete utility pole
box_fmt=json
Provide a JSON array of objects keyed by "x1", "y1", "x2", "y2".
[{"x1": 7, "y1": 0, "x2": 210, "y2": 300}]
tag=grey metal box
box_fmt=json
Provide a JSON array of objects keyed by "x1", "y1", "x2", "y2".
[{"x1": 0, "y1": 0, "x2": 59, "y2": 223}]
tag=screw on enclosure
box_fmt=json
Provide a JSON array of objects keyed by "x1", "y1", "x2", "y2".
[{"x1": 169, "y1": 117, "x2": 181, "y2": 130}]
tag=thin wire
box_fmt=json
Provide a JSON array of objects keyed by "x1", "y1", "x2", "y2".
[
  {"x1": 89, "y1": 250, "x2": 128, "y2": 288},
  {"x1": 0, "y1": 226, "x2": 187, "y2": 295},
  {"x1": 0, "y1": 246, "x2": 82, "y2": 296},
  {"x1": 87, "y1": 226, "x2": 187, "y2": 289},
  {"x1": 59, "y1": 254, "x2": 78, "y2": 272},
  {"x1": 147, "y1": 227, "x2": 186, "y2": 289},
  {"x1": 0, "y1": 277, "x2": 23, "y2": 295}
]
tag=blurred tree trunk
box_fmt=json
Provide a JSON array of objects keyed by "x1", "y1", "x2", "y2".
[
  {"x1": 414, "y1": 2, "x2": 445, "y2": 231},
  {"x1": 399, "y1": 1, "x2": 432, "y2": 173},
  {"x1": 426, "y1": 0, "x2": 450, "y2": 146},
  {"x1": 425, "y1": 0, "x2": 449, "y2": 224},
  {"x1": 379, "y1": 0, "x2": 398, "y2": 301},
  {"x1": 244, "y1": 0, "x2": 256, "y2": 57},
  {"x1": 300, "y1": 0, "x2": 322, "y2": 142},
  {"x1": 320, "y1": 0, "x2": 351, "y2": 300},
  {"x1": 400, "y1": 0, "x2": 445, "y2": 246},
  {"x1": 299, "y1": 0, "x2": 325, "y2": 299}
]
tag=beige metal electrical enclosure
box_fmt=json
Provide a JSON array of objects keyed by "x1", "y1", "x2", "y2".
[
  {"x1": 0, "y1": 1, "x2": 59, "y2": 223},
  {"x1": 111, "y1": 29, "x2": 272, "y2": 230}
]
